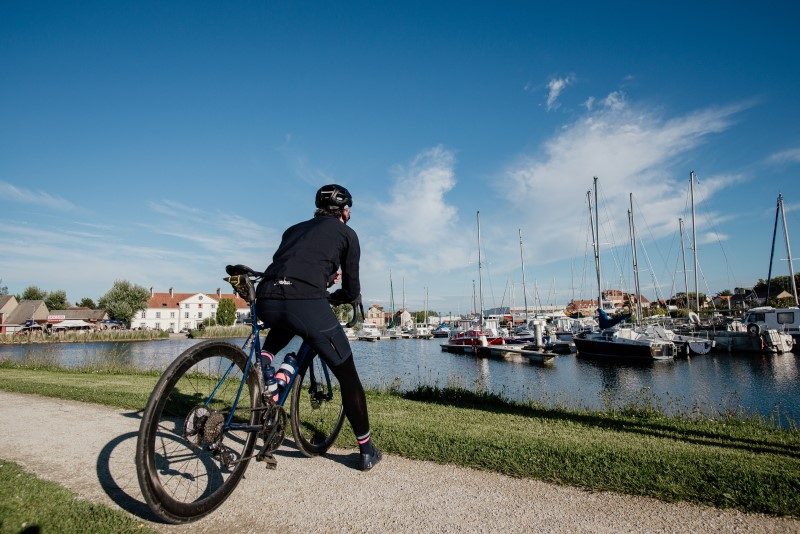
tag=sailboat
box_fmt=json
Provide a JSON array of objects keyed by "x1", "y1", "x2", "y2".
[
  {"x1": 412, "y1": 287, "x2": 434, "y2": 339},
  {"x1": 442, "y1": 211, "x2": 505, "y2": 351},
  {"x1": 573, "y1": 180, "x2": 677, "y2": 361},
  {"x1": 385, "y1": 270, "x2": 404, "y2": 339}
]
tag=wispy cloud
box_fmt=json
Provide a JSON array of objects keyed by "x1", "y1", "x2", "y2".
[
  {"x1": 768, "y1": 147, "x2": 800, "y2": 164},
  {"x1": 501, "y1": 93, "x2": 748, "y2": 266},
  {"x1": 546, "y1": 75, "x2": 574, "y2": 110},
  {"x1": 0, "y1": 181, "x2": 77, "y2": 211}
]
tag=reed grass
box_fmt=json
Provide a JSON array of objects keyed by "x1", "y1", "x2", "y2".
[
  {"x1": 189, "y1": 325, "x2": 253, "y2": 338},
  {"x1": 0, "y1": 329, "x2": 169, "y2": 344}
]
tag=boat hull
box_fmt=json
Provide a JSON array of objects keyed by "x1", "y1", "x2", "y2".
[{"x1": 574, "y1": 335, "x2": 674, "y2": 361}]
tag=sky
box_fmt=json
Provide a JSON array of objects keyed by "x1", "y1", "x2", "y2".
[{"x1": 2, "y1": 1, "x2": 800, "y2": 314}]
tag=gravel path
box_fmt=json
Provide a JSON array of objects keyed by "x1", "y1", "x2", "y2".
[{"x1": 1, "y1": 391, "x2": 797, "y2": 533}]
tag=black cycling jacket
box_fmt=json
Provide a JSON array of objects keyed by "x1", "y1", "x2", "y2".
[{"x1": 256, "y1": 214, "x2": 360, "y2": 302}]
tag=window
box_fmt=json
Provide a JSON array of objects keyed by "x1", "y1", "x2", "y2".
[
  {"x1": 140, "y1": 322, "x2": 146, "y2": 328},
  {"x1": 170, "y1": 312, "x2": 175, "y2": 318},
  {"x1": 170, "y1": 322, "x2": 175, "y2": 330},
  {"x1": 184, "y1": 303, "x2": 189, "y2": 309},
  {"x1": 141, "y1": 311, "x2": 146, "y2": 319},
  {"x1": 156, "y1": 312, "x2": 161, "y2": 319},
  {"x1": 777, "y1": 312, "x2": 795, "y2": 324},
  {"x1": 198, "y1": 303, "x2": 203, "y2": 309},
  {"x1": 198, "y1": 312, "x2": 203, "y2": 319},
  {"x1": 155, "y1": 322, "x2": 161, "y2": 330},
  {"x1": 198, "y1": 295, "x2": 203, "y2": 300},
  {"x1": 185, "y1": 312, "x2": 189, "y2": 319},
  {"x1": 211, "y1": 304, "x2": 216, "y2": 309}
]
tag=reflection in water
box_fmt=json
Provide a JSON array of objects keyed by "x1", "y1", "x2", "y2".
[{"x1": 1, "y1": 339, "x2": 798, "y2": 427}]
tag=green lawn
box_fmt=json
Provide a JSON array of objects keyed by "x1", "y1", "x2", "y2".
[
  {"x1": 0, "y1": 362, "x2": 798, "y2": 517},
  {"x1": 0, "y1": 459, "x2": 153, "y2": 534}
]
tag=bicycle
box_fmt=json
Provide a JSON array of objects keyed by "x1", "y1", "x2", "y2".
[{"x1": 135, "y1": 264, "x2": 363, "y2": 523}]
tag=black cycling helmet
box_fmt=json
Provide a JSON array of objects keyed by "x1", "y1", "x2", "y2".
[{"x1": 315, "y1": 184, "x2": 353, "y2": 209}]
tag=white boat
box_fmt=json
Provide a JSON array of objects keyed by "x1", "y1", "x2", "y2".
[
  {"x1": 357, "y1": 322, "x2": 382, "y2": 341},
  {"x1": 412, "y1": 323, "x2": 433, "y2": 339}
]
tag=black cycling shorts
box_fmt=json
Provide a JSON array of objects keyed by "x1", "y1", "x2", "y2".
[{"x1": 256, "y1": 298, "x2": 353, "y2": 367}]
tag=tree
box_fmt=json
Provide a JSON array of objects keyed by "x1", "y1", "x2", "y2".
[
  {"x1": 44, "y1": 290, "x2": 69, "y2": 311},
  {"x1": 333, "y1": 304, "x2": 353, "y2": 324},
  {"x1": 718, "y1": 289, "x2": 733, "y2": 297},
  {"x1": 412, "y1": 310, "x2": 438, "y2": 323},
  {"x1": 0, "y1": 278, "x2": 7, "y2": 296},
  {"x1": 77, "y1": 297, "x2": 97, "y2": 309},
  {"x1": 216, "y1": 298, "x2": 237, "y2": 326},
  {"x1": 98, "y1": 280, "x2": 151, "y2": 327},
  {"x1": 17, "y1": 285, "x2": 47, "y2": 301}
]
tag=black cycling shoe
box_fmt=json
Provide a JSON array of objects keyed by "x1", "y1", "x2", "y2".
[{"x1": 359, "y1": 447, "x2": 383, "y2": 471}]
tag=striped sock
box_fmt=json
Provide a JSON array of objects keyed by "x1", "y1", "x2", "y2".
[{"x1": 356, "y1": 430, "x2": 374, "y2": 454}]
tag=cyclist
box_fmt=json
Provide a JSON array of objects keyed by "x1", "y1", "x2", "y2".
[{"x1": 255, "y1": 184, "x2": 382, "y2": 471}]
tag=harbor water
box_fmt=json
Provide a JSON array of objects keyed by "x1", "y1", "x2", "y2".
[{"x1": 1, "y1": 337, "x2": 798, "y2": 427}]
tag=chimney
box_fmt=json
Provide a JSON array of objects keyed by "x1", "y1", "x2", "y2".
[
  {"x1": 216, "y1": 288, "x2": 221, "y2": 297},
  {"x1": 169, "y1": 287, "x2": 174, "y2": 297},
  {"x1": 149, "y1": 287, "x2": 153, "y2": 297}
]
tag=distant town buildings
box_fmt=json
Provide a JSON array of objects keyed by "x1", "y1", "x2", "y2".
[{"x1": 136, "y1": 287, "x2": 249, "y2": 332}]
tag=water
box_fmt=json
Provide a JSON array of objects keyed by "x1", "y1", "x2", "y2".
[{"x1": 2, "y1": 338, "x2": 799, "y2": 426}]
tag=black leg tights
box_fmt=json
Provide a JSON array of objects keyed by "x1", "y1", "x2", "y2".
[{"x1": 329, "y1": 355, "x2": 370, "y2": 438}]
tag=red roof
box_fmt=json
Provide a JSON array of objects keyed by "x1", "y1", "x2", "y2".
[{"x1": 147, "y1": 292, "x2": 249, "y2": 309}]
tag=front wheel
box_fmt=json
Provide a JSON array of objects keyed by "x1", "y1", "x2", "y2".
[
  {"x1": 290, "y1": 356, "x2": 345, "y2": 456},
  {"x1": 135, "y1": 340, "x2": 260, "y2": 523}
]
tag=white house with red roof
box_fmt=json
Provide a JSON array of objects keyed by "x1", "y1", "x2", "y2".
[{"x1": 135, "y1": 288, "x2": 250, "y2": 332}]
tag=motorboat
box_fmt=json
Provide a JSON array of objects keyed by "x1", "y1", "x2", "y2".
[
  {"x1": 431, "y1": 324, "x2": 451, "y2": 338},
  {"x1": 412, "y1": 323, "x2": 433, "y2": 339},
  {"x1": 357, "y1": 322, "x2": 382, "y2": 341}
]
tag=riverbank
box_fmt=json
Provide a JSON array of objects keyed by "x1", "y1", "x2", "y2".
[{"x1": 0, "y1": 362, "x2": 797, "y2": 517}]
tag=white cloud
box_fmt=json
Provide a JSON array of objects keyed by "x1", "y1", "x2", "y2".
[
  {"x1": 699, "y1": 231, "x2": 729, "y2": 245},
  {"x1": 0, "y1": 181, "x2": 77, "y2": 211},
  {"x1": 584, "y1": 97, "x2": 595, "y2": 111},
  {"x1": 768, "y1": 147, "x2": 800, "y2": 164},
  {"x1": 546, "y1": 76, "x2": 574, "y2": 110},
  {"x1": 370, "y1": 146, "x2": 469, "y2": 275},
  {"x1": 501, "y1": 95, "x2": 747, "y2": 268}
]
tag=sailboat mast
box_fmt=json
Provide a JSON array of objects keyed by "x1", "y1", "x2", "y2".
[
  {"x1": 629, "y1": 194, "x2": 643, "y2": 322},
  {"x1": 679, "y1": 218, "x2": 690, "y2": 308},
  {"x1": 690, "y1": 171, "x2": 700, "y2": 312},
  {"x1": 389, "y1": 269, "x2": 396, "y2": 327},
  {"x1": 778, "y1": 194, "x2": 800, "y2": 306},
  {"x1": 518, "y1": 228, "x2": 529, "y2": 323},
  {"x1": 766, "y1": 196, "x2": 781, "y2": 303},
  {"x1": 424, "y1": 286, "x2": 429, "y2": 325},
  {"x1": 592, "y1": 177, "x2": 603, "y2": 311},
  {"x1": 477, "y1": 211, "x2": 485, "y2": 325}
]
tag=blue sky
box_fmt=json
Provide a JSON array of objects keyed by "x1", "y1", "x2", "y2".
[{"x1": 2, "y1": 1, "x2": 799, "y2": 313}]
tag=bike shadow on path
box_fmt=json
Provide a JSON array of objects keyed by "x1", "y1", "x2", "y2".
[
  {"x1": 98, "y1": 412, "x2": 362, "y2": 522},
  {"x1": 274, "y1": 437, "x2": 361, "y2": 469},
  {"x1": 96, "y1": 427, "x2": 165, "y2": 523}
]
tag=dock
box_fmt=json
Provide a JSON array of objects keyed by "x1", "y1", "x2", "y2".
[{"x1": 441, "y1": 343, "x2": 556, "y2": 364}]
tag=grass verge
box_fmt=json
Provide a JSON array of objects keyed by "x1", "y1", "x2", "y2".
[
  {"x1": 0, "y1": 362, "x2": 798, "y2": 517},
  {"x1": 189, "y1": 325, "x2": 252, "y2": 338},
  {"x1": 0, "y1": 459, "x2": 153, "y2": 534}
]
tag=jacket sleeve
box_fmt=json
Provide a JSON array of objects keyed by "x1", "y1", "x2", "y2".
[{"x1": 330, "y1": 230, "x2": 361, "y2": 303}]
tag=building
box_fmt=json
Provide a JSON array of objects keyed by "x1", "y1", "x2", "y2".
[
  {"x1": 48, "y1": 308, "x2": 109, "y2": 328},
  {"x1": 0, "y1": 296, "x2": 17, "y2": 333},
  {"x1": 0, "y1": 299, "x2": 49, "y2": 333},
  {"x1": 366, "y1": 304, "x2": 386, "y2": 327},
  {"x1": 135, "y1": 288, "x2": 249, "y2": 332}
]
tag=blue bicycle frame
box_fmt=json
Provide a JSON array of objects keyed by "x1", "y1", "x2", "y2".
[{"x1": 205, "y1": 297, "x2": 335, "y2": 432}]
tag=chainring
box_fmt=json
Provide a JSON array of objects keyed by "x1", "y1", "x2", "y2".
[{"x1": 259, "y1": 404, "x2": 287, "y2": 455}]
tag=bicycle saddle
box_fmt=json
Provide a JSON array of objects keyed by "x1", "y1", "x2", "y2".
[{"x1": 225, "y1": 264, "x2": 264, "y2": 277}]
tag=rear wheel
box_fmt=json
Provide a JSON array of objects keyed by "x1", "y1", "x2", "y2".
[
  {"x1": 290, "y1": 356, "x2": 345, "y2": 456},
  {"x1": 135, "y1": 340, "x2": 260, "y2": 523}
]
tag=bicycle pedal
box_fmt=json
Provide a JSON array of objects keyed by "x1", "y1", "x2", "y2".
[{"x1": 259, "y1": 454, "x2": 278, "y2": 469}]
